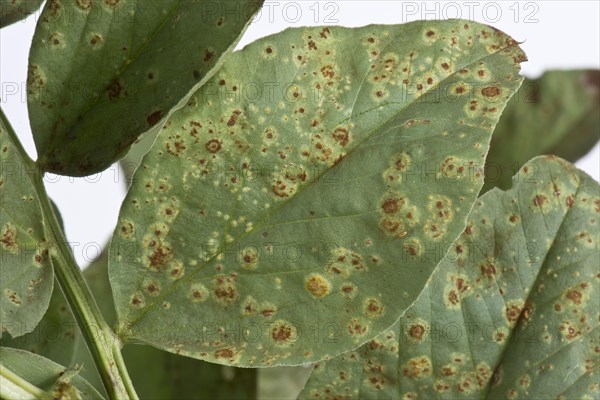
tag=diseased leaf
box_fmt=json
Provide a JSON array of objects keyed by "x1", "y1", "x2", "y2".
[
  {"x1": 299, "y1": 156, "x2": 600, "y2": 400},
  {"x1": 0, "y1": 347, "x2": 104, "y2": 399},
  {"x1": 0, "y1": 0, "x2": 42, "y2": 28},
  {"x1": 0, "y1": 278, "x2": 79, "y2": 367},
  {"x1": 75, "y1": 252, "x2": 258, "y2": 399},
  {"x1": 28, "y1": 0, "x2": 263, "y2": 176},
  {"x1": 109, "y1": 21, "x2": 525, "y2": 366},
  {"x1": 483, "y1": 70, "x2": 600, "y2": 193},
  {"x1": 0, "y1": 112, "x2": 53, "y2": 338}
]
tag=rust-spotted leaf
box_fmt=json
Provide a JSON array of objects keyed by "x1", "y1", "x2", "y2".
[
  {"x1": 109, "y1": 21, "x2": 525, "y2": 367},
  {"x1": 300, "y1": 156, "x2": 600, "y2": 399},
  {"x1": 28, "y1": 0, "x2": 263, "y2": 176},
  {"x1": 483, "y1": 70, "x2": 600, "y2": 193},
  {"x1": 0, "y1": 111, "x2": 53, "y2": 338}
]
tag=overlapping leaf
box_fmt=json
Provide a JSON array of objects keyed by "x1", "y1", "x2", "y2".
[
  {"x1": 109, "y1": 20, "x2": 525, "y2": 366},
  {"x1": 0, "y1": 347, "x2": 103, "y2": 399},
  {"x1": 28, "y1": 0, "x2": 263, "y2": 176},
  {"x1": 0, "y1": 278, "x2": 79, "y2": 366},
  {"x1": 75, "y1": 253, "x2": 258, "y2": 399},
  {"x1": 0, "y1": 112, "x2": 53, "y2": 338},
  {"x1": 0, "y1": 0, "x2": 42, "y2": 28},
  {"x1": 483, "y1": 70, "x2": 600, "y2": 192},
  {"x1": 300, "y1": 156, "x2": 600, "y2": 399}
]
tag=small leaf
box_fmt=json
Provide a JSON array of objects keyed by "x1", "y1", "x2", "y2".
[
  {"x1": 1, "y1": 279, "x2": 79, "y2": 367},
  {"x1": 75, "y1": 253, "x2": 258, "y2": 399},
  {"x1": 0, "y1": 0, "x2": 42, "y2": 28},
  {"x1": 483, "y1": 70, "x2": 600, "y2": 193},
  {"x1": 0, "y1": 347, "x2": 103, "y2": 399},
  {"x1": 299, "y1": 156, "x2": 600, "y2": 400},
  {"x1": 28, "y1": 0, "x2": 263, "y2": 176},
  {"x1": 0, "y1": 113, "x2": 53, "y2": 338},
  {"x1": 109, "y1": 21, "x2": 525, "y2": 366}
]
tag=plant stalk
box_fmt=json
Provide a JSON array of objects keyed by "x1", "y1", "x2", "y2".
[
  {"x1": 0, "y1": 364, "x2": 51, "y2": 400},
  {"x1": 0, "y1": 108, "x2": 138, "y2": 400}
]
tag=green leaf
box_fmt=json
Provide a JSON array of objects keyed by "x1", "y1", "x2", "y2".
[
  {"x1": 299, "y1": 155, "x2": 600, "y2": 400},
  {"x1": 28, "y1": 0, "x2": 263, "y2": 176},
  {"x1": 0, "y1": 111, "x2": 54, "y2": 338},
  {"x1": 75, "y1": 252, "x2": 258, "y2": 399},
  {"x1": 0, "y1": 0, "x2": 42, "y2": 28},
  {"x1": 483, "y1": 70, "x2": 600, "y2": 193},
  {"x1": 109, "y1": 21, "x2": 526, "y2": 367},
  {"x1": 0, "y1": 347, "x2": 104, "y2": 399},
  {"x1": 1, "y1": 278, "x2": 79, "y2": 367}
]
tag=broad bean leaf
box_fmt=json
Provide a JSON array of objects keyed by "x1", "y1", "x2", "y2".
[
  {"x1": 75, "y1": 253, "x2": 258, "y2": 399},
  {"x1": 0, "y1": 0, "x2": 42, "y2": 28},
  {"x1": 300, "y1": 156, "x2": 600, "y2": 400},
  {"x1": 0, "y1": 347, "x2": 103, "y2": 399},
  {"x1": 28, "y1": 0, "x2": 263, "y2": 176},
  {"x1": 483, "y1": 70, "x2": 600, "y2": 193},
  {"x1": 110, "y1": 20, "x2": 525, "y2": 366},
  {"x1": 0, "y1": 112, "x2": 53, "y2": 338},
  {"x1": 0, "y1": 278, "x2": 79, "y2": 367}
]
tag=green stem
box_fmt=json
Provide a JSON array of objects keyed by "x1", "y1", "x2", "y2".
[
  {"x1": 0, "y1": 109, "x2": 139, "y2": 400},
  {"x1": 0, "y1": 364, "x2": 51, "y2": 400}
]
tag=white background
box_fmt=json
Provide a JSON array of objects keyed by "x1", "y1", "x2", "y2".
[{"x1": 1, "y1": 1, "x2": 599, "y2": 266}]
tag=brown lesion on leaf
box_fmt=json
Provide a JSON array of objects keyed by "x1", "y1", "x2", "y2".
[
  {"x1": 130, "y1": 293, "x2": 145, "y2": 308},
  {"x1": 76, "y1": 0, "x2": 92, "y2": 10},
  {"x1": 332, "y1": 127, "x2": 350, "y2": 146},
  {"x1": 90, "y1": 34, "x2": 103, "y2": 46},
  {"x1": 505, "y1": 301, "x2": 524, "y2": 326},
  {"x1": 363, "y1": 298, "x2": 384, "y2": 318},
  {"x1": 205, "y1": 139, "x2": 222, "y2": 153},
  {"x1": 147, "y1": 243, "x2": 173, "y2": 271},
  {"x1": 147, "y1": 110, "x2": 164, "y2": 127},
  {"x1": 319, "y1": 27, "x2": 331, "y2": 39},
  {"x1": 402, "y1": 356, "x2": 432, "y2": 379},
  {"x1": 214, "y1": 348, "x2": 235, "y2": 359},
  {"x1": 4, "y1": 289, "x2": 22, "y2": 305},
  {"x1": 271, "y1": 320, "x2": 296, "y2": 345},
  {"x1": 189, "y1": 283, "x2": 209, "y2": 303},
  {"x1": 145, "y1": 281, "x2": 160, "y2": 296},
  {"x1": 213, "y1": 275, "x2": 238, "y2": 305},
  {"x1": 446, "y1": 289, "x2": 460, "y2": 307},
  {"x1": 565, "y1": 288, "x2": 584, "y2": 305},
  {"x1": 227, "y1": 110, "x2": 241, "y2": 126},
  {"x1": 1, "y1": 223, "x2": 18, "y2": 254},
  {"x1": 533, "y1": 194, "x2": 547, "y2": 207},
  {"x1": 203, "y1": 49, "x2": 215, "y2": 63},
  {"x1": 560, "y1": 320, "x2": 582, "y2": 340},
  {"x1": 106, "y1": 78, "x2": 123, "y2": 101},
  {"x1": 347, "y1": 318, "x2": 368, "y2": 336},
  {"x1": 481, "y1": 86, "x2": 501, "y2": 97},
  {"x1": 403, "y1": 239, "x2": 422, "y2": 258},
  {"x1": 381, "y1": 196, "x2": 404, "y2": 214},
  {"x1": 320, "y1": 65, "x2": 335, "y2": 78},
  {"x1": 166, "y1": 140, "x2": 186, "y2": 156},
  {"x1": 305, "y1": 274, "x2": 331, "y2": 298}
]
